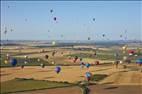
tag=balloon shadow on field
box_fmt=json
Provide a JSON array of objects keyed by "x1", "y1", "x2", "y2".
[{"x1": 104, "y1": 86, "x2": 118, "y2": 90}]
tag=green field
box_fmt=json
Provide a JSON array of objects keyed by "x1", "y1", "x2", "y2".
[
  {"x1": 0, "y1": 78, "x2": 74, "y2": 94},
  {"x1": 0, "y1": 73, "x2": 108, "y2": 94}
]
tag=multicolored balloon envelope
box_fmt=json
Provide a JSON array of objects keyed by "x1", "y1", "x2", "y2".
[
  {"x1": 136, "y1": 59, "x2": 142, "y2": 64},
  {"x1": 85, "y1": 72, "x2": 92, "y2": 81},
  {"x1": 55, "y1": 66, "x2": 61, "y2": 74},
  {"x1": 10, "y1": 58, "x2": 17, "y2": 67}
]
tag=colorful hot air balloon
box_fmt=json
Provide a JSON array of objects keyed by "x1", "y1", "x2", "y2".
[
  {"x1": 80, "y1": 62, "x2": 85, "y2": 68},
  {"x1": 128, "y1": 50, "x2": 135, "y2": 55},
  {"x1": 85, "y1": 63, "x2": 91, "y2": 68},
  {"x1": 136, "y1": 58, "x2": 142, "y2": 66},
  {"x1": 55, "y1": 66, "x2": 61, "y2": 74},
  {"x1": 10, "y1": 58, "x2": 17, "y2": 67},
  {"x1": 85, "y1": 72, "x2": 92, "y2": 81}
]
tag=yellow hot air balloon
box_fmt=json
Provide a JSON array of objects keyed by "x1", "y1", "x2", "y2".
[{"x1": 4, "y1": 60, "x2": 8, "y2": 64}]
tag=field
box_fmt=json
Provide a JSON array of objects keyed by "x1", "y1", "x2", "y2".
[{"x1": 0, "y1": 43, "x2": 142, "y2": 94}]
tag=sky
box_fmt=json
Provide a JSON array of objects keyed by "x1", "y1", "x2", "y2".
[{"x1": 1, "y1": 1, "x2": 142, "y2": 41}]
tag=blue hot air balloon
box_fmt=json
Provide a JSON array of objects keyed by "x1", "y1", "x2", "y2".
[
  {"x1": 85, "y1": 63, "x2": 91, "y2": 68},
  {"x1": 55, "y1": 66, "x2": 61, "y2": 74},
  {"x1": 85, "y1": 72, "x2": 92, "y2": 81},
  {"x1": 136, "y1": 58, "x2": 142, "y2": 65},
  {"x1": 10, "y1": 58, "x2": 17, "y2": 67}
]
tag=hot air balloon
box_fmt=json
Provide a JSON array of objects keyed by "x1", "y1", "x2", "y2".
[
  {"x1": 24, "y1": 55, "x2": 28, "y2": 59},
  {"x1": 85, "y1": 63, "x2": 91, "y2": 68},
  {"x1": 6, "y1": 53, "x2": 10, "y2": 60},
  {"x1": 24, "y1": 61, "x2": 28, "y2": 64},
  {"x1": 45, "y1": 55, "x2": 49, "y2": 59},
  {"x1": 102, "y1": 34, "x2": 105, "y2": 37},
  {"x1": 136, "y1": 58, "x2": 142, "y2": 66},
  {"x1": 128, "y1": 50, "x2": 135, "y2": 55},
  {"x1": 50, "y1": 9, "x2": 53, "y2": 13},
  {"x1": 80, "y1": 62, "x2": 85, "y2": 68},
  {"x1": 52, "y1": 41, "x2": 56, "y2": 46},
  {"x1": 4, "y1": 27, "x2": 7, "y2": 35},
  {"x1": 25, "y1": 18, "x2": 28, "y2": 22},
  {"x1": 4, "y1": 60, "x2": 8, "y2": 64},
  {"x1": 85, "y1": 72, "x2": 92, "y2": 81},
  {"x1": 10, "y1": 58, "x2": 17, "y2": 67},
  {"x1": 40, "y1": 63, "x2": 45, "y2": 68},
  {"x1": 21, "y1": 65, "x2": 24, "y2": 69},
  {"x1": 73, "y1": 56, "x2": 78, "y2": 62},
  {"x1": 52, "y1": 61, "x2": 55, "y2": 65},
  {"x1": 122, "y1": 45, "x2": 127, "y2": 50},
  {"x1": 55, "y1": 66, "x2": 61, "y2": 74},
  {"x1": 53, "y1": 17, "x2": 57, "y2": 21},
  {"x1": 120, "y1": 35, "x2": 123, "y2": 38},
  {"x1": 95, "y1": 61, "x2": 100, "y2": 65},
  {"x1": 80, "y1": 58, "x2": 83, "y2": 61},
  {"x1": 93, "y1": 18, "x2": 95, "y2": 21},
  {"x1": 119, "y1": 60, "x2": 123, "y2": 64},
  {"x1": 123, "y1": 56, "x2": 127, "y2": 61},
  {"x1": 88, "y1": 37, "x2": 91, "y2": 40},
  {"x1": 114, "y1": 53, "x2": 119, "y2": 57},
  {"x1": 10, "y1": 29, "x2": 14, "y2": 32},
  {"x1": 37, "y1": 58, "x2": 40, "y2": 62},
  {"x1": 61, "y1": 52, "x2": 64, "y2": 54}
]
